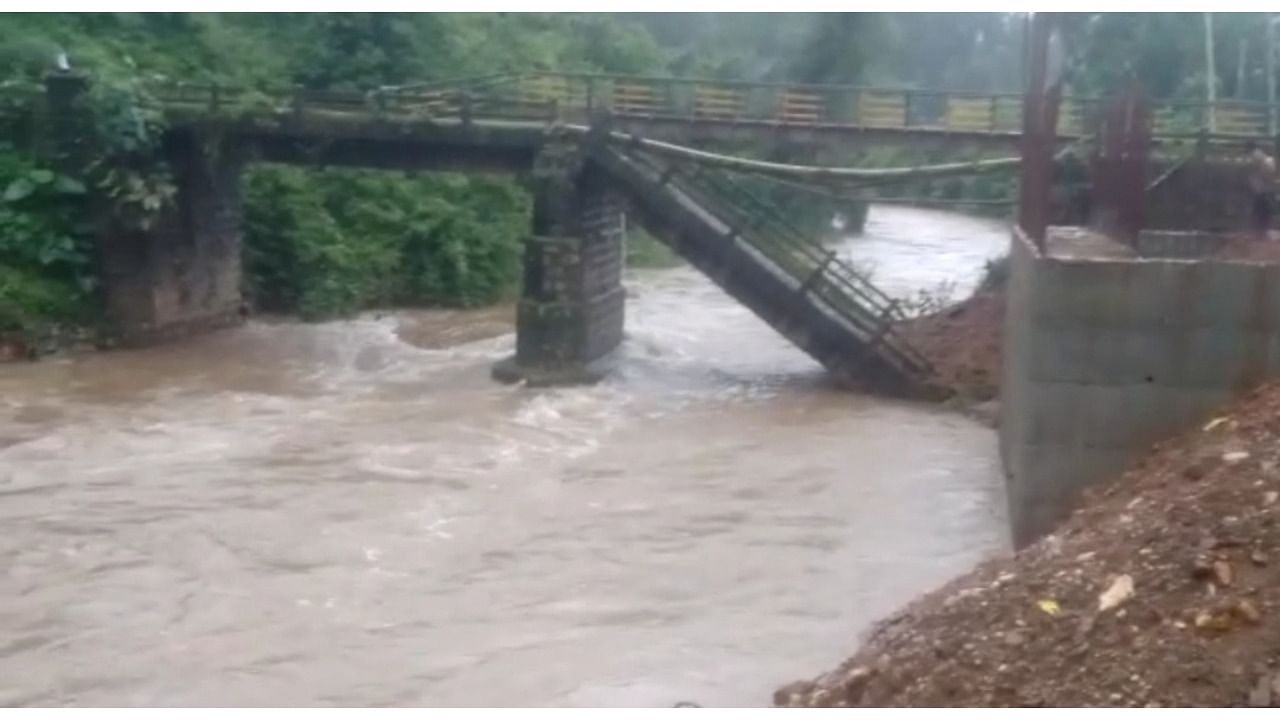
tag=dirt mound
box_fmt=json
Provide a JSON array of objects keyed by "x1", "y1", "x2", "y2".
[
  {"x1": 775, "y1": 381, "x2": 1280, "y2": 707},
  {"x1": 897, "y1": 290, "x2": 1004, "y2": 402}
]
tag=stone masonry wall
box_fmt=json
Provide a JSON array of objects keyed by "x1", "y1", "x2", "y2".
[
  {"x1": 577, "y1": 183, "x2": 625, "y2": 362},
  {"x1": 505, "y1": 153, "x2": 625, "y2": 383},
  {"x1": 1000, "y1": 226, "x2": 1280, "y2": 547},
  {"x1": 99, "y1": 130, "x2": 244, "y2": 345}
]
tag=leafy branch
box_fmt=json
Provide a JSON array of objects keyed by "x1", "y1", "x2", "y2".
[{"x1": 81, "y1": 74, "x2": 177, "y2": 232}]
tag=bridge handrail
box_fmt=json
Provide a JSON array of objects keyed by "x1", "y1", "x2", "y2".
[
  {"x1": 515, "y1": 70, "x2": 1280, "y2": 113},
  {"x1": 148, "y1": 73, "x2": 1280, "y2": 141},
  {"x1": 690, "y1": 167, "x2": 900, "y2": 310},
  {"x1": 492, "y1": 72, "x2": 1279, "y2": 140},
  {"x1": 377, "y1": 72, "x2": 520, "y2": 94},
  {"x1": 691, "y1": 169, "x2": 931, "y2": 374},
  {"x1": 515, "y1": 70, "x2": 1035, "y2": 98},
  {"x1": 154, "y1": 76, "x2": 530, "y2": 115},
  {"x1": 626, "y1": 151, "x2": 930, "y2": 376},
  {"x1": 150, "y1": 70, "x2": 1280, "y2": 111}
]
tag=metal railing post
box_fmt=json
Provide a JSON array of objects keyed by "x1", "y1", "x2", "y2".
[{"x1": 1268, "y1": 14, "x2": 1277, "y2": 136}]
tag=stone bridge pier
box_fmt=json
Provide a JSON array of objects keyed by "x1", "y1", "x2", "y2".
[{"x1": 492, "y1": 143, "x2": 627, "y2": 385}]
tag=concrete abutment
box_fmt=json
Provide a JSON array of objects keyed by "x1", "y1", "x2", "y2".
[{"x1": 1000, "y1": 227, "x2": 1280, "y2": 547}]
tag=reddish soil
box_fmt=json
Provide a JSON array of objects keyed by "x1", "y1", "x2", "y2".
[
  {"x1": 775, "y1": 381, "x2": 1280, "y2": 707},
  {"x1": 897, "y1": 290, "x2": 1005, "y2": 402}
]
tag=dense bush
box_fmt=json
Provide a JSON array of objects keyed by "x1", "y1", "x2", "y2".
[
  {"x1": 243, "y1": 167, "x2": 528, "y2": 320},
  {"x1": 0, "y1": 143, "x2": 93, "y2": 332}
]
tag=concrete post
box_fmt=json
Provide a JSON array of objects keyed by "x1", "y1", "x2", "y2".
[
  {"x1": 1268, "y1": 15, "x2": 1277, "y2": 137},
  {"x1": 1205, "y1": 13, "x2": 1217, "y2": 133},
  {"x1": 492, "y1": 143, "x2": 626, "y2": 386}
]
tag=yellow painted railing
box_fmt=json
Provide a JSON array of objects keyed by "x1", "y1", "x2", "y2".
[
  {"x1": 498, "y1": 73, "x2": 1278, "y2": 139},
  {"x1": 154, "y1": 71, "x2": 1280, "y2": 141}
]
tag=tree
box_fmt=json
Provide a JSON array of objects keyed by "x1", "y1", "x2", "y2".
[{"x1": 790, "y1": 13, "x2": 885, "y2": 85}]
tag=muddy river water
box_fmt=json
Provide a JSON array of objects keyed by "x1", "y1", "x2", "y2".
[{"x1": 0, "y1": 206, "x2": 1011, "y2": 707}]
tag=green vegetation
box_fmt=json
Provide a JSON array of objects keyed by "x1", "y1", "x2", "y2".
[
  {"x1": 1, "y1": 12, "x2": 1275, "y2": 339},
  {"x1": 0, "y1": 144, "x2": 92, "y2": 332},
  {"x1": 243, "y1": 167, "x2": 529, "y2": 319}
]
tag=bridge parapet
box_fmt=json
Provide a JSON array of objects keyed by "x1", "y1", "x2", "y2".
[{"x1": 150, "y1": 72, "x2": 1280, "y2": 152}]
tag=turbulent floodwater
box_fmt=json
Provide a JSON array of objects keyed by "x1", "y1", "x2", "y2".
[{"x1": 0, "y1": 206, "x2": 1011, "y2": 707}]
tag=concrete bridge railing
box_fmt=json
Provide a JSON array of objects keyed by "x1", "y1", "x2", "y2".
[
  {"x1": 497, "y1": 72, "x2": 1277, "y2": 141},
  {"x1": 155, "y1": 72, "x2": 1280, "y2": 147}
]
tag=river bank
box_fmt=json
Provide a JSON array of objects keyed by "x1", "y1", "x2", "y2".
[
  {"x1": 774, "y1": 239, "x2": 1280, "y2": 707},
  {"x1": 776, "y1": 377, "x2": 1280, "y2": 707},
  {"x1": 887, "y1": 251, "x2": 1009, "y2": 432},
  {"x1": 897, "y1": 288, "x2": 1004, "y2": 404}
]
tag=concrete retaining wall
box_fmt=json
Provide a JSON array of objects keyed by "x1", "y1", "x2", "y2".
[{"x1": 1000, "y1": 227, "x2": 1280, "y2": 546}]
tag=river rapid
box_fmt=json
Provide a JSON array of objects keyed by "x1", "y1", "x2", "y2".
[{"x1": 0, "y1": 205, "x2": 1010, "y2": 707}]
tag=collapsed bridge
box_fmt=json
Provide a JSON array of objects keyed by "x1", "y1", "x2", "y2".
[{"x1": 39, "y1": 71, "x2": 1268, "y2": 395}]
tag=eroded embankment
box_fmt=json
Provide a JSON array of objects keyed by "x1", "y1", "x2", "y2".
[{"x1": 776, "y1": 379, "x2": 1280, "y2": 707}]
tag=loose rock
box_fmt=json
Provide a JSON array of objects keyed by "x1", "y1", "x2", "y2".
[
  {"x1": 1223, "y1": 450, "x2": 1251, "y2": 465},
  {"x1": 1212, "y1": 560, "x2": 1233, "y2": 587},
  {"x1": 1233, "y1": 599, "x2": 1262, "y2": 624},
  {"x1": 775, "y1": 380, "x2": 1280, "y2": 707},
  {"x1": 1097, "y1": 574, "x2": 1134, "y2": 612}
]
